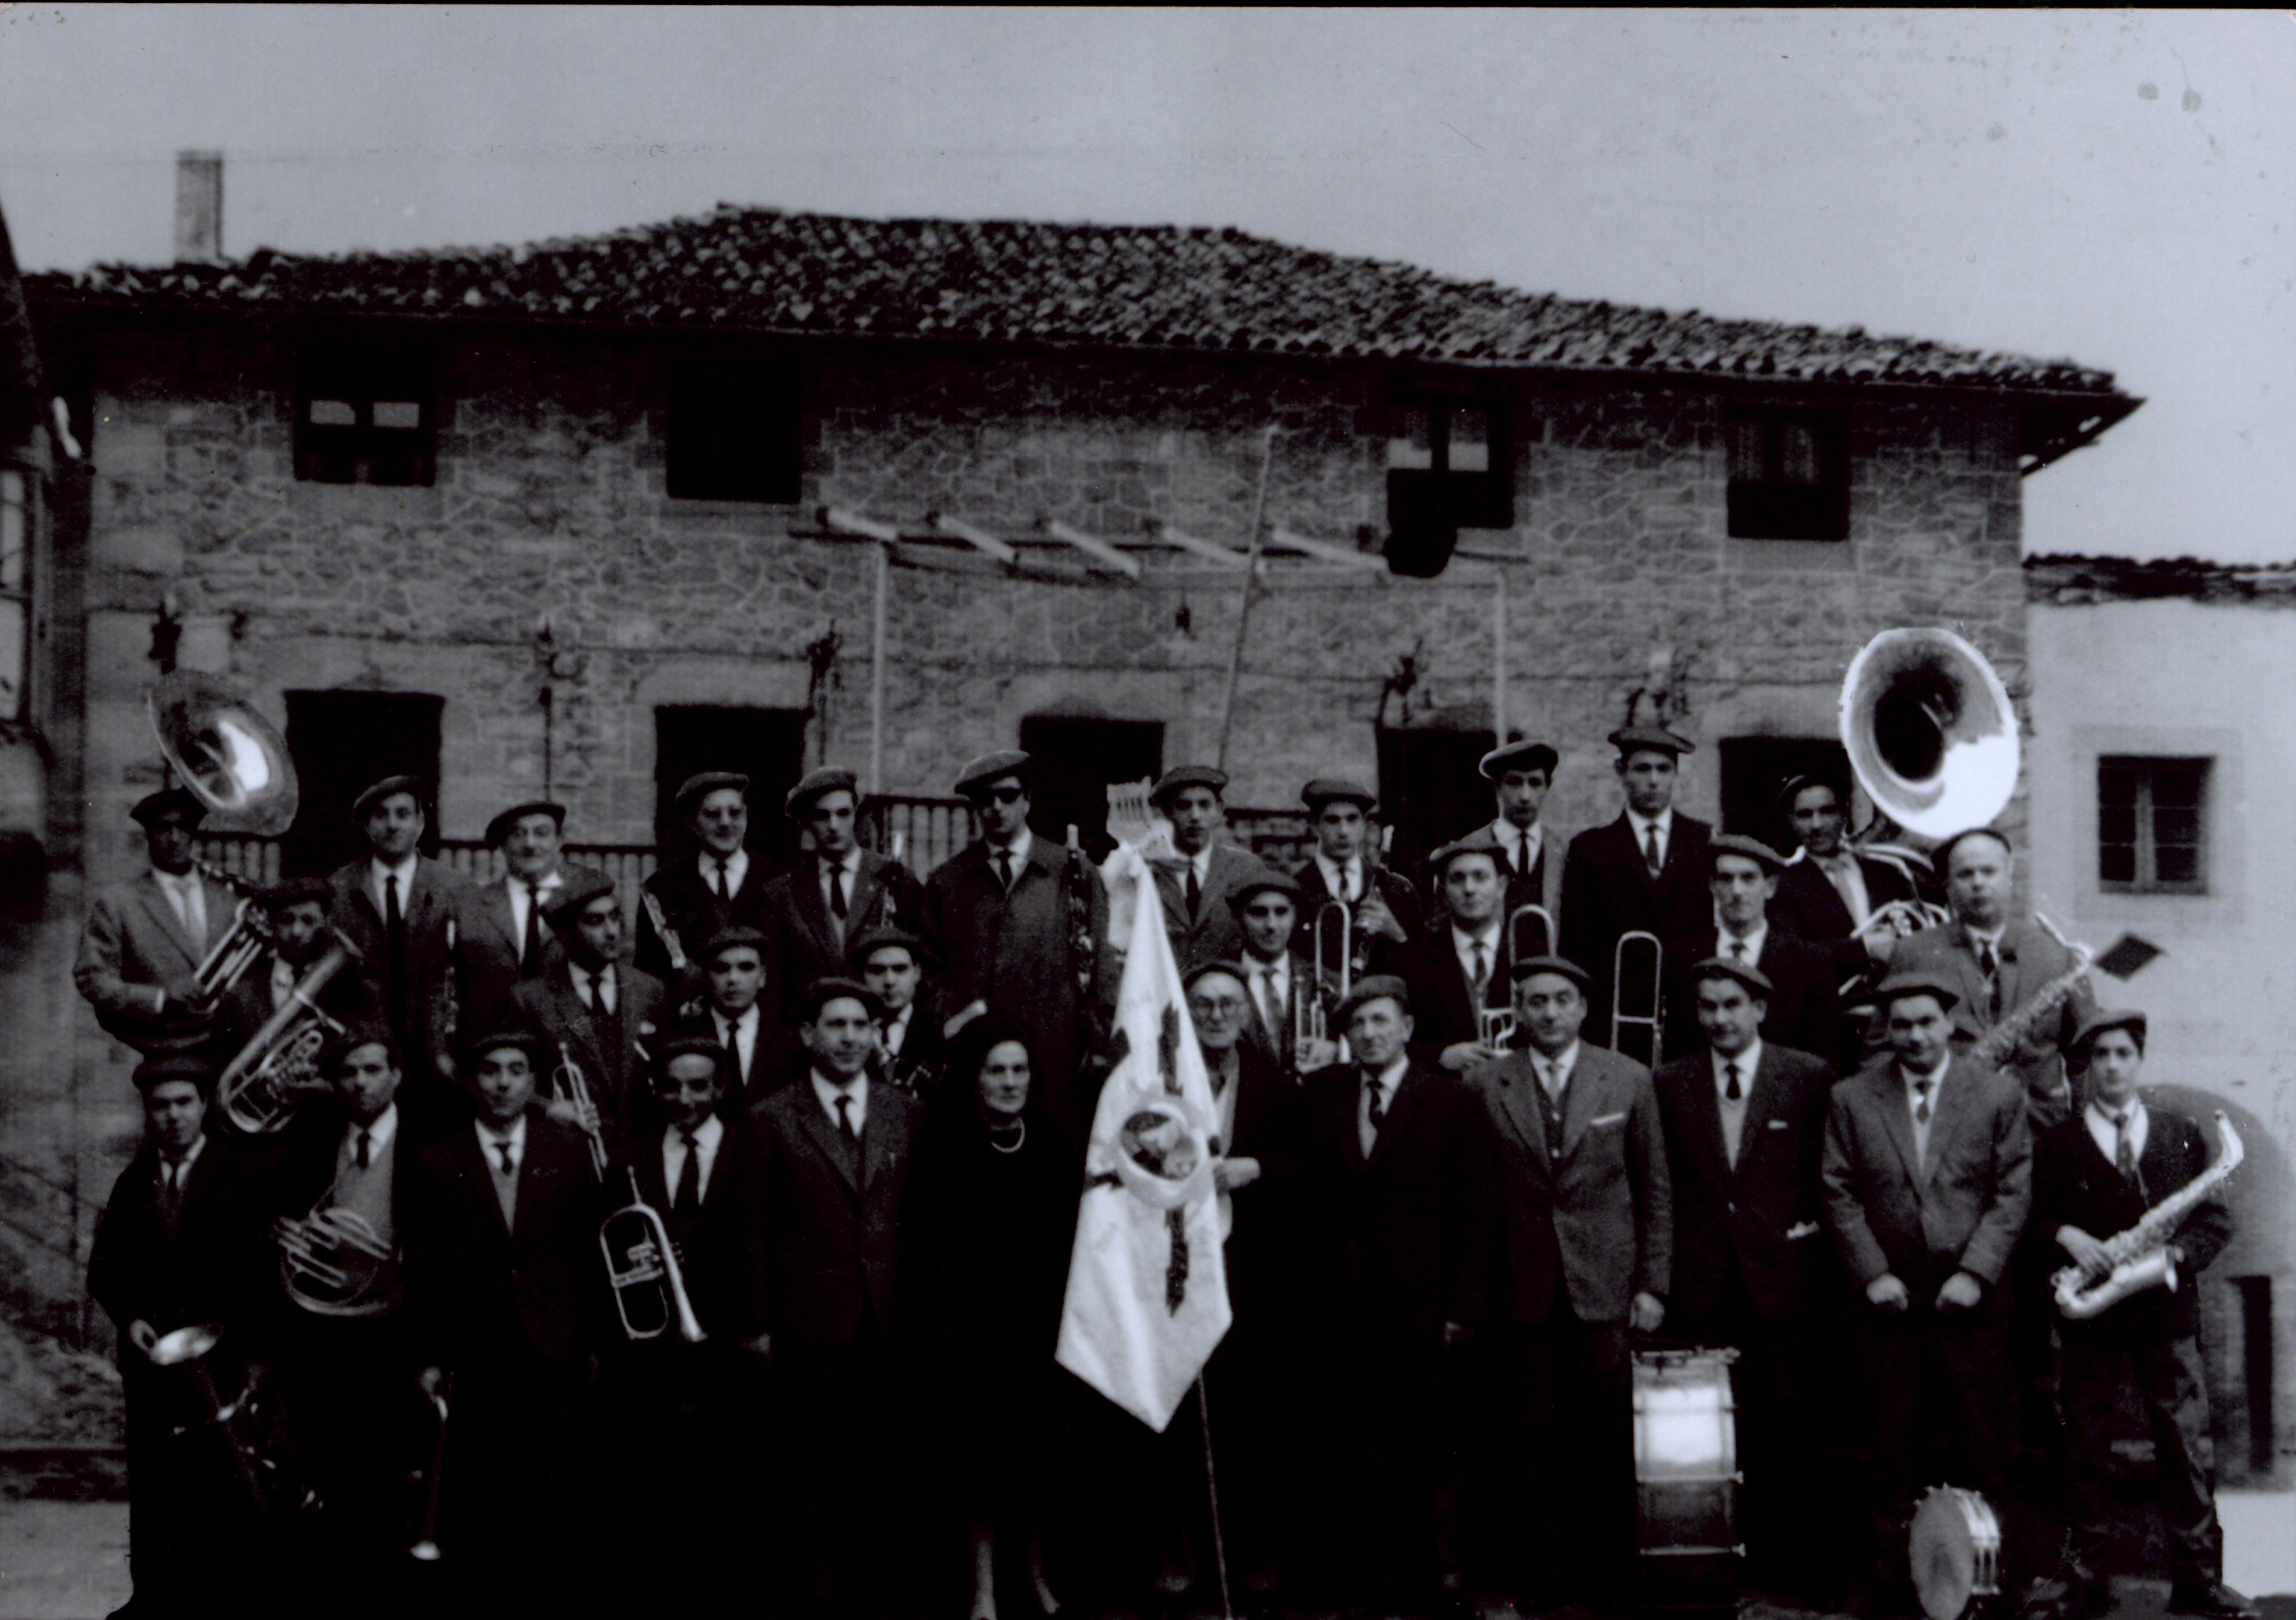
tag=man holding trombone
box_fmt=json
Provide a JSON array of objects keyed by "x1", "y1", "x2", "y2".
[{"x1": 1293, "y1": 778, "x2": 1419, "y2": 972}]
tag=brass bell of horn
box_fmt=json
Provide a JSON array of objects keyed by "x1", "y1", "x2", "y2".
[
  {"x1": 149, "y1": 670, "x2": 299, "y2": 836},
  {"x1": 1838, "y1": 628, "x2": 2018, "y2": 840}
]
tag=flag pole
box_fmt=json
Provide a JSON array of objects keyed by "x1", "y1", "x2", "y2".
[{"x1": 1196, "y1": 1374, "x2": 1235, "y2": 1620}]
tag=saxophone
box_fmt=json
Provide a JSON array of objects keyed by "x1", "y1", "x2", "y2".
[
  {"x1": 2053, "y1": 1111, "x2": 2243, "y2": 1320},
  {"x1": 1970, "y1": 939, "x2": 2094, "y2": 1070}
]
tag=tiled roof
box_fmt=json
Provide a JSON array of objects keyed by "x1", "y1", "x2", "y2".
[
  {"x1": 27, "y1": 205, "x2": 2124, "y2": 395},
  {"x1": 2026, "y1": 554, "x2": 2296, "y2": 604}
]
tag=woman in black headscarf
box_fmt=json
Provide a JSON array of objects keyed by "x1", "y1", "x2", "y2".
[{"x1": 908, "y1": 1012, "x2": 1078, "y2": 1620}]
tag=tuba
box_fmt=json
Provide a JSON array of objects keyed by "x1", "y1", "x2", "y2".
[
  {"x1": 217, "y1": 930, "x2": 365, "y2": 1135},
  {"x1": 150, "y1": 670, "x2": 300, "y2": 836},
  {"x1": 2054, "y1": 1112, "x2": 2244, "y2": 1320},
  {"x1": 1839, "y1": 628, "x2": 2018, "y2": 841}
]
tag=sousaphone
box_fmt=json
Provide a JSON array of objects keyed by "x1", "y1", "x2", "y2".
[
  {"x1": 1839, "y1": 628, "x2": 2017, "y2": 841},
  {"x1": 149, "y1": 670, "x2": 298, "y2": 836}
]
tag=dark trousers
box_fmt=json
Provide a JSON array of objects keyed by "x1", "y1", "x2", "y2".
[
  {"x1": 1859, "y1": 1290, "x2": 2013, "y2": 1571},
  {"x1": 1154, "y1": 1327, "x2": 1291, "y2": 1597},
  {"x1": 2060, "y1": 1326, "x2": 2223, "y2": 1588},
  {"x1": 1301, "y1": 1325, "x2": 1462, "y2": 1608},
  {"x1": 599, "y1": 1338, "x2": 765, "y2": 1610},
  {"x1": 434, "y1": 1352, "x2": 592, "y2": 1610},
  {"x1": 1486, "y1": 1310, "x2": 1634, "y2": 1609},
  {"x1": 780, "y1": 1320, "x2": 901, "y2": 1612}
]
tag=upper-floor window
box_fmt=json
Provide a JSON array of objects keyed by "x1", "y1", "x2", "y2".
[
  {"x1": 0, "y1": 467, "x2": 28, "y2": 722},
  {"x1": 1727, "y1": 408, "x2": 1848, "y2": 540},
  {"x1": 1387, "y1": 398, "x2": 1512, "y2": 532},
  {"x1": 2099, "y1": 755, "x2": 2209, "y2": 893},
  {"x1": 295, "y1": 334, "x2": 436, "y2": 486},
  {"x1": 665, "y1": 351, "x2": 803, "y2": 503}
]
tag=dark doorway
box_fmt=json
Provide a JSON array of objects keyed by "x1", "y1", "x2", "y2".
[
  {"x1": 1376, "y1": 725, "x2": 1496, "y2": 875},
  {"x1": 653, "y1": 707, "x2": 810, "y2": 867},
  {"x1": 281, "y1": 690, "x2": 446, "y2": 877},
  {"x1": 1017, "y1": 717, "x2": 1165, "y2": 861},
  {"x1": 1718, "y1": 734, "x2": 1851, "y2": 853}
]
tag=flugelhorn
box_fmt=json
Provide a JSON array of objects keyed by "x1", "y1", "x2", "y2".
[
  {"x1": 217, "y1": 929, "x2": 365, "y2": 1135},
  {"x1": 600, "y1": 1167, "x2": 707, "y2": 1344},
  {"x1": 1839, "y1": 628, "x2": 2017, "y2": 841}
]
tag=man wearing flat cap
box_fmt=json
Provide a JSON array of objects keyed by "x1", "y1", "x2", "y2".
[
  {"x1": 75, "y1": 787, "x2": 246, "y2": 1051},
  {"x1": 758, "y1": 765, "x2": 920, "y2": 1053},
  {"x1": 1659, "y1": 832, "x2": 1845, "y2": 1067},
  {"x1": 1651, "y1": 956, "x2": 1838, "y2": 1596},
  {"x1": 1228, "y1": 870, "x2": 1340, "y2": 1079},
  {"x1": 920, "y1": 750, "x2": 1112, "y2": 1146},
  {"x1": 1294, "y1": 975, "x2": 1495, "y2": 1613},
  {"x1": 1475, "y1": 737, "x2": 1565, "y2": 927},
  {"x1": 1147, "y1": 765, "x2": 1267, "y2": 974},
  {"x1": 327, "y1": 775, "x2": 472, "y2": 1129},
  {"x1": 636, "y1": 771, "x2": 779, "y2": 988},
  {"x1": 212, "y1": 875, "x2": 383, "y2": 1081},
  {"x1": 1462, "y1": 952, "x2": 1668, "y2": 1615},
  {"x1": 2024, "y1": 1009, "x2": 2255, "y2": 1620},
  {"x1": 1389, "y1": 835, "x2": 1517, "y2": 1071},
  {"x1": 456, "y1": 799, "x2": 611, "y2": 1038},
  {"x1": 847, "y1": 927, "x2": 944, "y2": 1093},
  {"x1": 1293, "y1": 777, "x2": 1419, "y2": 970},
  {"x1": 1822, "y1": 971, "x2": 2032, "y2": 1612},
  {"x1": 1768, "y1": 774, "x2": 1923, "y2": 958},
  {"x1": 1559, "y1": 726, "x2": 1713, "y2": 1054},
  {"x1": 509, "y1": 876, "x2": 668, "y2": 1148}
]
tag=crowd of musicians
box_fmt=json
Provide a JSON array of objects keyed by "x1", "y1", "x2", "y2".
[{"x1": 73, "y1": 728, "x2": 2258, "y2": 1620}]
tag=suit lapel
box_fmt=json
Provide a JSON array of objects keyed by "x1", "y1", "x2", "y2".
[
  {"x1": 1865, "y1": 1066, "x2": 1922, "y2": 1186},
  {"x1": 1561, "y1": 1050, "x2": 1610, "y2": 1157},
  {"x1": 1489, "y1": 1054, "x2": 1550, "y2": 1163},
  {"x1": 1735, "y1": 1050, "x2": 1791, "y2": 1179},
  {"x1": 1368, "y1": 1063, "x2": 1428, "y2": 1167},
  {"x1": 480, "y1": 880, "x2": 519, "y2": 960},
  {"x1": 858, "y1": 1091, "x2": 903, "y2": 1190},
  {"x1": 791, "y1": 1089, "x2": 861, "y2": 1192},
  {"x1": 135, "y1": 876, "x2": 202, "y2": 963},
  {"x1": 1920, "y1": 1063, "x2": 1976, "y2": 1190},
  {"x1": 847, "y1": 855, "x2": 891, "y2": 937},
  {"x1": 1678, "y1": 1061, "x2": 1732, "y2": 1185}
]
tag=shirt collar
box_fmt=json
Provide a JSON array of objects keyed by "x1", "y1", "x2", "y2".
[
  {"x1": 1365, "y1": 1053, "x2": 1408, "y2": 1095},
  {"x1": 821, "y1": 847, "x2": 862, "y2": 877},
  {"x1": 160, "y1": 1133, "x2": 207, "y2": 1175},
  {"x1": 714, "y1": 1003, "x2": 755, "y2": 1036},
  {"x1": 2090, "y1": 1095, "x2": 2144, "y2": 1129},
  {"x1": 667, "y1": 1114, "x2": 724, "y2": 1152},
  {"x1": 154, "y1": 866, "x2": 199, "y2": 893},
  {"x1": 1452, "y1": 919, "x2": 1500, "y2": 952},
  {"x1": 570, "y1": 959, "x2": 614, "y2": 992},
  {"x1": 1965, "y1": 922, "x2": 2008, "y2": 952},
  {"x1": 348, "y1": 1102, "x2": 398, "y2": 1153},
  {"x1": 508, "y1": 869, "x2": 563, "y2": 895},
  {"x1": 1712, "y1": 1039, "x2": 1763, "y2": 1091},
  {"x1": 1626, "y1": 807, "x2": 1674, "y2": 841},
  {"x1": 370, "y1": 852, "x2": 419, "y2": 891},
  {"x1": 1316, "y1": 851, "x2": 1362, "y2": 890},
  {"x1": 988, "y1": 828, "x2": 1033, "y2": 867},
  {"x1": 1901, "y1": 1055, "x2": 1950, "y2": 1093},
  {"x1": 705, "y1": 848, "x2": 749, "y2": 882},
  {"x1": 811, "y1": 1069, "x2": 869, "y2": 1121},
  {"x1": 477, "y1": 1113, "x2": 528, "y2": 1153},
  {"x1": 1715, "y1": 912, "x2": 1768, "y2": 955},
  {"x1": 1490, "y1": 817, "x2": 1541, "y2": 850}
]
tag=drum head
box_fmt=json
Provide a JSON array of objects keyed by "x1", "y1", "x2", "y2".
[{"x1": 1910, "y1": 1489, "x2": 1977, "y2": 1620}]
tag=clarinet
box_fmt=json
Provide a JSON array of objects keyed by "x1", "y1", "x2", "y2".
[{"x1": 1063, "y1": 841, "x2": 1105, "y2": 1074}]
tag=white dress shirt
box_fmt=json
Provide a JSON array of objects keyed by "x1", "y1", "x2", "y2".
[
  {"x1": 882, "y1": 1002, "x2": 913, "y2": 1059},
  {"x1": 1358, "y1": 1054, "x2": 1408, "y2": 1157},
  {"x1": 1534, "y1": 1039, "x2": 1581, "y2": 1102},
  {"x1": 569, "y1": 960, "x2": 618, "y2": 1016},
  {"x1": 662, "y1": 1113, "x2": 726, "y2": 1204},
  {"x1": 820, "y1": 848, "x2": 863, "y2": 915},
  {"x1": 811, "y1": 1070, "x2": 870, "y2": 1137},
  {"x1": 476, "y1": 1113, "x2": 529, "y2": 1175},
  {"x1": 701, "y1": 848, "x2": 750, "y2": 900},
  {"x1": 368, "y1": 852, "x2": 420, "y2": 916},
  {"x1": 1483, "y1": 818, "x2": 1544, "y2": 880},
  {"x1": 987, "y1": 829, "x2": 1033, "y2": 885},
  {"x1": 1714, "y1": 914, "x2": 1769, "y2": 966},
  {"x1": 1246, "y1": 952, "x2": 1292, "y2": 1038},
  {"x1": 713, "y1": 1005, "x2": 759, "y2": 1080},
  {"x1": 339, "y1": 1101, "x2": 398, "y2": 1168},
  {"x1": 153, "y1": 866, "x2": 209, "y2": 945},
  {"x1": 1900, "y1": 1055, "x2": 1950, "y2": 1171},
  {"x1": 2085, "y1": 1096, "x2": 2150, "y2": 1166},
  {"x1": 1809, "y1": 849, "x2": 1873, "y2": 929},
  {"x1": 505, "y1": 870, "x2": 564, "y2": 946},
  {"x1": 1314, "y1": 852, "x2": 1365, "y2": 906},
  {"x1": 1626, "y1": 807, "x2": 1676, "y2": 872},
  {"x1": 268, "y1": 953, "x2": 298, "y2": 1012},
  {"x1": 157, "y1": 1133, "x2": 207, "y2": 1195},
  {"x1": 1711, "y1": 1038, "x2": 1763, "y2": 1167},
  {"x1": 1452, "y1": 922, "x2": 1502, "y2": 996}
]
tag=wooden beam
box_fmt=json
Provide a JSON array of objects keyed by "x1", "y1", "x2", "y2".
[
  {"x1": 1148, "y1": 522, "x2": 1250, "y2": 568},
  {"x1": 924, "y1": 511, "x2": 1019, "y2": 565},
  {"x1": 1042, "y1": 519, "x2": 1145, "y2": 580},
  {"x1": 819, "y1": 505, "x2": 902, "y2": 544},
  {"x1": 1268, "y1": 526, "x2": 1385, "y2": 570}
]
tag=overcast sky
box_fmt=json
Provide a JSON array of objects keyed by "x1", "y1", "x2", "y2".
[{"x1": 1, "y1": 8, "x2": 2288, "y2": 562}]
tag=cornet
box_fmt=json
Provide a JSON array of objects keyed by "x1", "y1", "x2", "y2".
[{"x1": 600, "y1": 1167, "x2": 708, "y2": 1345}]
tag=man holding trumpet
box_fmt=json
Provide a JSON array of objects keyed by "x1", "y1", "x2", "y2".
[{"x1": 1228, "y1": 870, "x2": 1342, "y2": 1077}]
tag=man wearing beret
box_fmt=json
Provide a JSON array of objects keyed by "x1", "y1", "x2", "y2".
[
  {"x1": 694, "y1": 926, "x2": 782, "y2": 1103},
  {"x1": 1145, "y1": 765, "x2": 1266, "y2": 974},
  {"x1": 920, "y1": 751, "x2": 1113, "y2": 1146},
  {"x1": 1474, "y1": 738, "x2": 1565, "y2": 929},
  {"x1": 1768, "y1": 774, "x2": 1923, "y2": 959},
  {"x1": 1293, "y1": 778, "x2": 1419, "y2": 970},
  {"x1": 1558, "y1": 726, "x2": 1714, "y2": 1055},
  {"x1": 328, "y1": 775, "x2": 472, "y2": 1133},
  {"x1": 1822, "y1": 973, "x2": 2032, "y2": 1613},
  {"x1": 1294, "y1": 976, "x2": 1495, "y2": 1614},
  {"x1": 456, "y1": 800, "x2": 612, "y2": 1038},
  {"x1": 212, "y1": 875, "x2": 382, "y2": 1077},
  {"x1": 1228, "y1": 871, "x2": 1340, "y2": 1079},
  {"x1": 847, "y1": 927, "x2": 944, "y2": 1093},
  {"x1": 2023, "y1": 1011, "x2": 2255, "y2": 1620},
  {"x1": 758, "y1": 766, "x2": 921, "y2": 1050},
  {"x1": 1651, "y1": 957, "x2": 1838, "y2": 1596},
  {"x1": 1462, "y1": 952, "x2": 1669, "y2": 1615},
  {"x1": 1389, "y1": 835, "x2": 1517, "y2": 1072},
  {"x1": 1659, "y1": 832, "x2": 1845, "y2": 1068},
  {"x1": 75, "y1": 787, "x2": 246, "y2": 1051},
  {"x1": 509, "y1": 876, "x2": 668, "y2": 1148},
  {"x1": 636, "y1": 771, "x2": 780, "y2": 988}
]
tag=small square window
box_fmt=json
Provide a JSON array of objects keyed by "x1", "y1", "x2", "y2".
[
  {"x1": 1727, "y1": 408, "x2": 1849, "y2": 540},
  {"x1": 665, "y1": 351, "x2": 803, "y2": 504},
  {"x1": 2098, "y1": 756, "x2": 2210, "y2": 893},
  {"x1": 1386, "y1": 398, "x2": 1512, "y2": 532},
  {"x1": 294, "y1": 334, "x2": 436, "y2": 486}
]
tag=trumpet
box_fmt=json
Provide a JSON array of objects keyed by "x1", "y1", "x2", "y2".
[
  {"x1": 275, "y1": 1202, "x2": 395, "y2": 1317},
  {"x1": 217, "y1": 930, "x2": 364, "y2": 1135},
  {"x1": 1610, "y1": 930, "x2": 1664, "y2": 1067},
  {"x1": 549, "y1": 1051, "x2": 611, "y2": 1182},
  {"x1": 600, "y1": 1167, "x2": 707, "y2": 1345}
]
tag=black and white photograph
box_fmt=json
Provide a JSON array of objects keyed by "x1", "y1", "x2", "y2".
[{"x1": 0, "y1": 9, "x2": 2291, "y2": 1620}]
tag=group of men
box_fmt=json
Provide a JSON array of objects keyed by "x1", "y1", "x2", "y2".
[{"x1": 74, "y1": 726, "x2": 2255, "y2": 1620}]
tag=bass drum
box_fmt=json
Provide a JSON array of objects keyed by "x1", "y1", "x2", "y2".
[
  {"x1": 1910, "y1": 1485, "x2": 2001, "y2": 1620},
  {"x1": 1633, "y1": 1347, "x2": 1742, "y2": 1615}
]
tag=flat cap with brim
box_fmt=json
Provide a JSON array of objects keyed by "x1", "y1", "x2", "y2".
[
  {"x1": 650, "y1": 1026, "x2": 734, "y2": 1076},
  {"x1": 1509, "y1": 953, "x2": 1595, "y2": 994},
  {"x1": 697, "y1": 925, "x2": 770, "y2": 963},
  {"x1": 1225, "y1": 870, "x2": 1301, "y2": 911},
  {"x1": 484, "y1": 800, "x2": 566, "y2": 846},
  {"x1": 1709, "y1": 833, "x2": 1787, "y2": 874},
  {"x1": 1479, "y1": 738, "x2": 1559, "y2": 780},
  {"x1": 1183, "y1": 958, "x2": 1251, "y2": 994},
  {"x1": 352, "y1": 775, "x2": 426, "y2": 821},
  {"x1": 260, "y1": 876, "x2": 333, "y2": 911},
  {"x1": 319, "y1": 1024, "x2": 400, "y2": 1077},
  {"x1": 846, "y1": 927, "x2": 933, "y2": 972},
  {"x1": 129, "y1": 787, "x2": 207, "y2": 829},
  {"x1": 1333, "y1": 974, "x2": 1410, "y2": 1028},
  {"x1": 542, "y1": 874, "x2": 619, "y2": 932},
  {"x1": 953, "y1": 750, "x2": 1033, "y2": 798},
  {"x1": 1428, "y1": 835, "x2": 1507, "y2": 875},
  {"x1": 1301, "y1": 778, "x2": 1377, "y2": 812},
  {"x1": 1608, "y1": 726, "x2": 1694, "y2": 758},
  {"x1": 1686, "y1": 955, "x2": 1775, "y2": 999},
  {"x1": 132, "y1": 1049, "x2": 217, "y2": 1093},
  {"x1": 1774, "y1": 773, "x2": 1849, "y2": 815},
  {"x1": 800, "y1": 975, "x2": 885, "y2": 1024},
  {"x1": 464, "y1": 1028, "x2": 546, "y2": 1066},
  {"x1": 785, "y1": 767, "x2": 859, "y2": 820},
  {"x1": 1151, "y1": 765, "x2": 1228, "y2": 806},
  {"x1": 2068, "y1": 1008, "x2": 2149, "y2": 1065},
  {"x1": 673, "y1": 772, "x2": 750, "y2": 814},
  {"x1": 1873, "y1": 972, "x2": 1960, "y2": 1014}
]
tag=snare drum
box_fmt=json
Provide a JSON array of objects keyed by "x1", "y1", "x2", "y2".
[
  {"x1": 1633, "y1": 1347, "x2": 1742, "y2": 1614},
  {"x1": 1909, "y1": 1485, "x2": 2000, "y2": 1620}
]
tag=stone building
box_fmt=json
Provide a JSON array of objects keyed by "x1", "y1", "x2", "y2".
[{"x1": 4, "y1": 189, "x2": 2134, "y2": 1374}]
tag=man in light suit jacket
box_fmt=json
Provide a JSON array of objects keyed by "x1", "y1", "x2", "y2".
[
  {"x1": 1660, "y1": 832, "x2": 1847, "y2": 1069},
  {"x1": 759, "y1": 767, "x2": 921, "y2": 1047},
  {"x1": 1472, "y1": 737, "x2": 1565, "y2": 936},
  {"x1": 749, "y1": 976, "x2": 923, "y2": 1613},
  {"x1": 1652, "y1": 958, "x2": 1838, "y2": 1596},
  {"x1": 1463, "y1": 953, "x2": 1669, "y2": 1615},
  {"x1": 327, "y1": 775, "x2": 472, "y2": 1135},
  {"x1": 75, "y1": 788, "x2": 246, "y2": 1051},
  {"x1": 509, "y1": 875, "x2": 667, "y2": 1151},
  {"x1": 1822, "y1": 972, "x2": 2033, "y2": 1610},
  {"x1": 1147, "y1": 764, "x2": 1269, "y2": 975},
  {"x1": 1558, "y1": 725, "x2": 1714, "y2": 1056},
  {"x1": 456, "y1": 799, "x2": 611, "y2": 1038}
]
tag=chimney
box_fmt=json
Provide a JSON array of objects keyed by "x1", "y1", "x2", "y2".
[{"x1": 174, "y1": 150, "x2": 223, "y2": 264}]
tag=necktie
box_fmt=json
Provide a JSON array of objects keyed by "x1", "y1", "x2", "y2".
[
  {"x1": 1363, "y1": 1076, "x2": 1387, "y2": 1134},
  {"x1": 1724, "y1": 1060, "x2": 1743, "y2": 1103},
  {"x1": 995, "y1": 850, "x2": 1014, "y2": 892},
  {"x1": 1341, "y1": 867, "x2": 1356, "y2": 905},
  {"x1": 520, "y1": 882, "x2": 543, "y2": 975},
  {"x1": 1729, "y1": 937, "x2": 1749, "y2": 961},
  {"x1": 1517, "y1": 830, "x2": 1533, "y2": 879},
  {"x1": 1470, "y1": 941, "x2": 1490, "y2": 1001},
  {"x1": 2112, "y1": 1111, "x2": 2138, "y2": 1184},
  {"x1": 836, "y1": 1091, "x2": 858, "y2": 1150},
  {"x1": 587, "y1": 971, "x2": 606, "y2": 1020},
  {"x1": 1257, "y1": 970, "x2": 1284, "y2": 1040},
  {"x1": 496, "y1": 1141, "x2": 516, "y2": 1176},
  {"x1": 157, "y1": 1160, "x2": 184, "y2": 1238},
  {"x1": 1977, "y1": 939, "x2": 2002, "y2": 1021},
  {"x1": 1913, "y1": 1079, "x2": 1932, "y2": 1127},
  {"x1": 1185, "y1": 863, "x2": 1202, "y2": 920},
  {"x1": 829, "y1": 865, "x2": 848, "y2": 919},
  {"x1": 383, "y1": 874, "x2": 407, "y2": 1038},
  {"x1": 714, "y1": 861, "x2": 732, "y2": 903},
  {"x1": 163, "y1": 876, "x2": 193, "y2": 939},
  {"x1": 1644, "y1": 824, "x2": 1663, "y2": 880},
  {"x1": 1543, "y1": 1059, "x2": 1565, "y2": 1103},
  {"x1": 673, "y1": 1131, "x2": 701, "y2": 1222},
  {"x1": 723, "y1": 1016, "x2": 741, "y2": 1075},
  {"x1": 355, "y1": 1129, "x2": 372, "y2": 1170}
]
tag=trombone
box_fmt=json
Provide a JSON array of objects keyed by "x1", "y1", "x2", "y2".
[
  {"x1": 1507, "y1": 903, "x2": 1555, "y2": 964},
  {"x1": 1304, "y1": 898, "x2": 1353, "y2": 1062},
  {"x1": 1610, "y1": 930, "x2": 1664, "y2": 1067}
]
